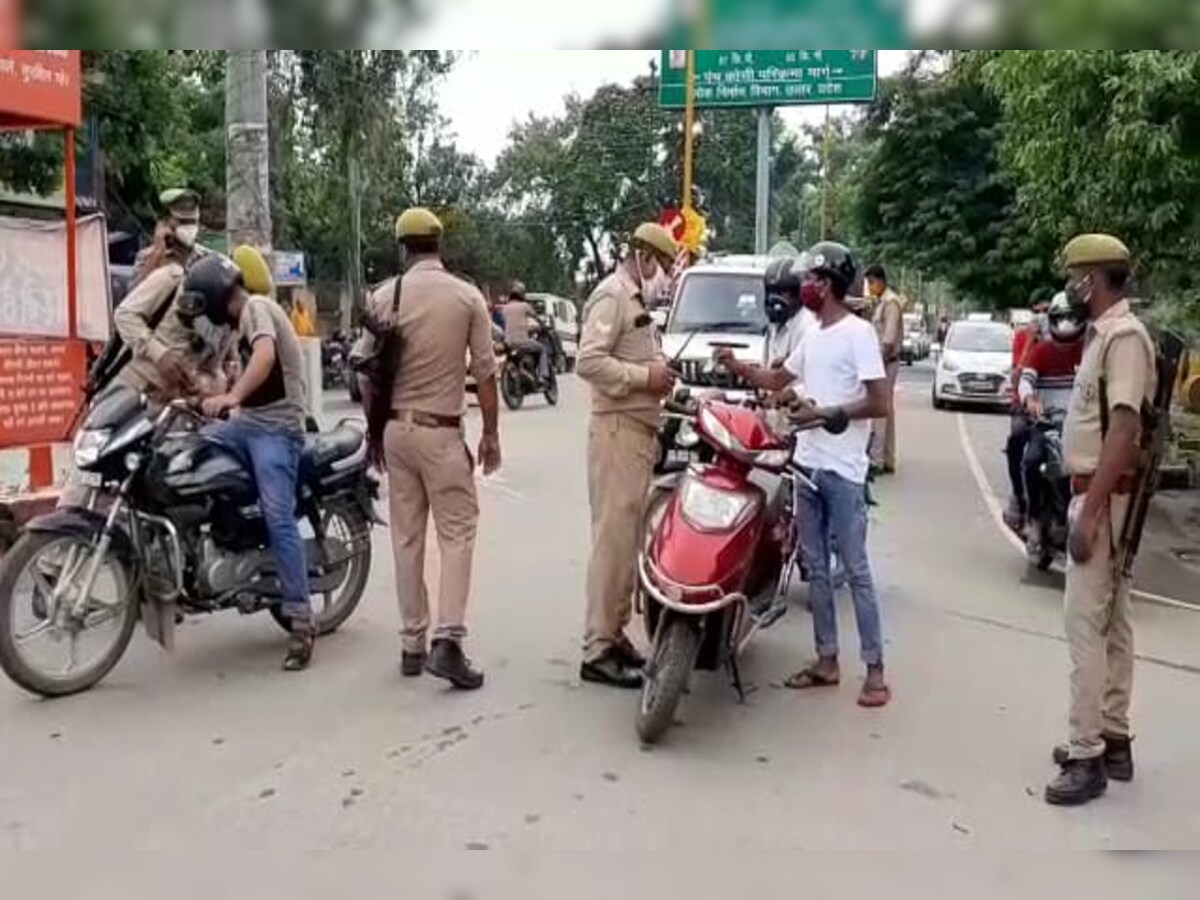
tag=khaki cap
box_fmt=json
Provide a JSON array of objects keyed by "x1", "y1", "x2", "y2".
[
  {"x1": 395, "y1": 207, "x2": 444, "y2": 240},
  {"x1": 159, "y1": 188, "x2": 199, "y2": 215},
  {"x1": 1062, "y1": 234, "x2": 1130, "y2": 269},
  {"x1": 632, "y1": 222, "x2": 679, "y2": 263},
  {"x1": 232, "y1": 245, "x2": 274, "y2": 296}
]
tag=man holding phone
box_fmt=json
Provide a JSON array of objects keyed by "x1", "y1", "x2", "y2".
[{"x1": 132, "y1": 188, "x2": 209, "y2": 287}]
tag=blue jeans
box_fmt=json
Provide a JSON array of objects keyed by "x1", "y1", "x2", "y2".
[
  {"x1": 207, "y1": 419, "x2": 310, "y2": 623},
  {"x1": 795, "y1": 469, "x2": 884, "y2": 666}
]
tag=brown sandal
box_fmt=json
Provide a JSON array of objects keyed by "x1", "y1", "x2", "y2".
[
  {"x1": 283, "y1": 626, "x2": 315, "y2": 672},
  {"x1": 784, "y1": 666, "x2": 841, "y2": 690},
  {"x1": 857, "y1": 682, "x2": 891, "y2": 708}
]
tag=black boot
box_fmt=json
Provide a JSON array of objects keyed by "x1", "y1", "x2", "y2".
[
  {"x1": 581, "y1": 648, "x2": 644, "y2": 689},
  {"x1": 425, "y1": 639, "x2": 484, "y2": 690},
  {"x1": 283, "y1": 622, "x2": 315, "y2": 672},
  {"x1": 1055, "y1": 735, "x2": 1134, "y2": 783},
  {"x1": 614, "y1": 634, "x2": 646, "y2": 670},
  {"x1": 1045, "y1": 757, "x2": 1107, "y2": 806},
  {"x1": 400, "y1": 650, "x2": 426, "y2": 678}
]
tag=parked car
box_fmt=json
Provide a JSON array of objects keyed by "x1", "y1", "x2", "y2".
[{"x1": 932, "y1": 320, "x2": 1014, "y2": 410}]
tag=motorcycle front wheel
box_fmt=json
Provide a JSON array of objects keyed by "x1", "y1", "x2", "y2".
[
  {"x1": 543, "y1": 368, "x2": 559, "y2": 406},
  {"x1": 636, "y1": 615, "x2": 700, "y2": 745},
  {"x1": 0, "y1": 532, "x2": 139, "y2": 698}
]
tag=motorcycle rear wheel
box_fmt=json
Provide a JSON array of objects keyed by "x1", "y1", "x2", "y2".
[
  {"x1": 0, "y1": 532, "x2": 138, "y2": 698},
  {"x1": 270, "y1": 501, "x2": 372, "y2": 637},
  {"x1": 501, "y1": 365, "x2": 525, "y2": 411},
  {"x1": 636, "y1": 616, "x2": 700, "y2": 745}
]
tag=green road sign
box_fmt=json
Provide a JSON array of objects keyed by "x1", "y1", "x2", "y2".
[{"x1": 659, "y1": 50, "x2": 877, "y2": 110}]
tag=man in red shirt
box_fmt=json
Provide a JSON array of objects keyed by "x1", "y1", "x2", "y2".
[
  {"x1": 1003, "y1": 295, "x2": 1084, "y2": 538},
  {"x1": 1004, "y1": 302, "x2": 1049, "y2": 529}
]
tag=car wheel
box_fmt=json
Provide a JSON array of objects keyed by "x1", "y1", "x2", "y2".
[{"x1": 932, "y1": 387, "x2": 947, "y2": 411}]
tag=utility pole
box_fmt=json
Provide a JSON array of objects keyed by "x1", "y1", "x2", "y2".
[
  {"x1": 225, "y1": 51, "x2": 272, "y2": 255},
  {"x1": 753, "y1": 107, "x2": 771, "y2": 255}
]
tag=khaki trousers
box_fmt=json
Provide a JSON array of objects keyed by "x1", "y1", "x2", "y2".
[
  {"x1": 1064, "y1": 494, "x2": 1135, "y2": 760},
  {"x1": 384, "y1": 419, "x2": 479, "y2": 654},
  {"x1": 871, "y1": 360, "x2": 900, "y2": 470},
  {"x1": 583, "y1": 413, "x2": 657, "y2": 662}
]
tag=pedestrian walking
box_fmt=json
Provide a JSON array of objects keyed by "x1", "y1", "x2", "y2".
[
  {"x1": 1045, "y1": 234, "x2": 1157, "y2": 806},
  {"x1": 360, "y1": 207, "x2": 500, "y2": 691},
  {"x1": 865, "y1": 265, "x2": 902, "y2": 475},
  {"x1": 576, "y1": 222, "x2": 680, "y2": 689},
  {"x1": 719, "y1": 242, "x2": 891, "y2": 707}
]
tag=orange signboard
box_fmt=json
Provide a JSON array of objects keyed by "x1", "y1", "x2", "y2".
[
  {"x1": 0, "y1": 338, "x2": 86, "y2": 448},
  {"x1": 0, "y1": 50, "x2": 82, "y2": 128}
]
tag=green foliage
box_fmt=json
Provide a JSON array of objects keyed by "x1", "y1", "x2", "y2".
[
  {"x1": 982, "y1": 50, "x2": 1200, "y2": 331},
  {"x1": 854, "y1": 58, "x2": 1056, "y2": 309}
]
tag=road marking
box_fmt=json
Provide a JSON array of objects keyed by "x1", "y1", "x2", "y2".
[{"x1": 954, "y1": 412, "x2": 1196, "y2": 612}]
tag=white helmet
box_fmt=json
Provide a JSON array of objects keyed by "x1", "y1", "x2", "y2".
[{"x1": 1048, "y1": 291, "x2": 1085, "y2": 343}]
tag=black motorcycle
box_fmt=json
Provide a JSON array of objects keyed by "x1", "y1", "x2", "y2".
[
  {"x1": 499, "y1": 322, "x2": 561, "y2": 411},
  {"x1": 1025, "y1": 410, "x2": 1071, "y2": 571},
  {"x1": 0, "y1": 390, "x2": 379, "y2": 698}
]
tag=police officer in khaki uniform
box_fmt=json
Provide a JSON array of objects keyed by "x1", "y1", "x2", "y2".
[
  {"x1": 866, "y1": 265, "x2": 902, "y2": 474},
  {"x1": 132, "y1": 188, "x2": 209, "y2": 287},
  {"x1": 367, "y1": 207, "x2": 500, "y2": 691},
  {"x1": 577, "y1": 222, "x2": 679, "y2": 689},
  {"x1": 1045, "y1": 234, "x2": 1157, "y2": 807}
]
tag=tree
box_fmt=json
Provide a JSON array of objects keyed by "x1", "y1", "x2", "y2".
[
  {"x1": 853, "y1": 55, "x2": 1056, "y2": 309},
  {"x1": 983, "y1": 50, "x2": 1200, "y2": 329}
]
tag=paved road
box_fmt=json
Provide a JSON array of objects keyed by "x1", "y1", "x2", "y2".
[{"x1": 2, "y1": 373, "x2": 1199, "y2": 888}]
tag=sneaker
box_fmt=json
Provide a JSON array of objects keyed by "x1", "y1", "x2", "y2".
[
  {"x1": 1002, "y1": 498, "x2": 1026, "y2": 534},
  {"x1": 425, "y1": 638, "x2": 484, "y2": 690}
]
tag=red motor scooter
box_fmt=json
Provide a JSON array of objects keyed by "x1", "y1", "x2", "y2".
[{"x1": 635, "y1": 390, "x2": 843, "y2": 745}]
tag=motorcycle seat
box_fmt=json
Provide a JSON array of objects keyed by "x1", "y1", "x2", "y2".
[{"x1": 302, "y1": 425, "x2": 364, "y2": 471}]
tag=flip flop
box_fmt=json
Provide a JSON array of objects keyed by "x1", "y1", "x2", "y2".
[
  {"x1": 858, "y1": 682, "x2": 891, "y2": 708},
  {"x1": 784, "y1": 667, "x2": 841, "y2": 690}
]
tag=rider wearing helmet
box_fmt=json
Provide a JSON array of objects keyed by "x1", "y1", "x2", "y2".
[
  {"x1": 765, "y1": 253, "x2": 815, "y2": 369},
  {"x1": 1005, "y1": 291, "x2": 1087, "y2": 549},
  {"x1": 500, "y1": 280, "x2": 551, "y2": 383},
  {"x1": 184, "y1": 254, "x2": 316, "y2": 672},
  {"x1": 717, "y1": 241, "x2": 892, "y2": 708}
]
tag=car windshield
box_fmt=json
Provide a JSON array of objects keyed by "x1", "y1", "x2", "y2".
[
  {"x1": 668, "y1": 273, "x2": 766, "y2": 334},
  {"x1": 947, "y1": 324, "x2": 1012, "y2": 354}
]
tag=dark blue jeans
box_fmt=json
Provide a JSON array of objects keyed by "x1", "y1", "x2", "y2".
[
  {"x1": 207, "y1": 419, "x2": 310, "y2": 623},
  {"x1": 795, "y1": 469, "x2": 884, "y2": 666}
]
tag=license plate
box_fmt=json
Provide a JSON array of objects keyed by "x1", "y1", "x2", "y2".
[
  {"x1": 964, "y1": 379, "x2": 994, "y2": 393},
  {"x1": 78, "y1": 471, "x2": 102, "y2": 488}
]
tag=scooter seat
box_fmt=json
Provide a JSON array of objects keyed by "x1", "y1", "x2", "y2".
[{"x1": 302, "y1": 425, "x2": 364, "y2": 471}]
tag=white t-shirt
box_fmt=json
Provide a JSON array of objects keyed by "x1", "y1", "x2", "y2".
[
  {"x1": 768, "y1": 309, "x2": 815, "y2": 370},
  {"x1": 783, "y1": 313, "x2": 886, "y2": 485}
]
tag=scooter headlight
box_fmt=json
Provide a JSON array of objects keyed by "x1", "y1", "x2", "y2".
[
  {"x1": 73, "y1": 429, "x2": 111, "y2": 470},
  {"x1": 677, "y1": 420, "x2": 701, "y2": 449},
  {"x1": 679, "y1": 476, "x2": 757, "y2": 531}
]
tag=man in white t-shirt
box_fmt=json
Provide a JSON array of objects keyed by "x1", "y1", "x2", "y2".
[{"x1": 717, "y1": 241, "x2": 891, "y2": 708}]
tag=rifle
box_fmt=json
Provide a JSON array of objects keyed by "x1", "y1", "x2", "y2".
[{"x1": 1116, "y1": 328, "x2": 1186, "y2": 581}]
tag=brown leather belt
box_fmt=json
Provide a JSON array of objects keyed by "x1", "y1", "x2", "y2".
[
  {"x1": 1070, "y1": 473, "x2": 1138, "y2": 497},
  {"x1": 390, "y1": 410, "x2": 462, "y2": 429}
]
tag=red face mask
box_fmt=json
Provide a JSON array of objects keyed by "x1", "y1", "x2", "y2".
[{"x1": 801, "y1": 280, "x2": 825, "y2": 311}]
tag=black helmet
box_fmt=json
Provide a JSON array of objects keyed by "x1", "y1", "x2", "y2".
[
  {"x1": 805, "y1": 241, "x2": 857, "y2": 295},
  {"x1": 764, "y1": 255, "x2": 805, "y2": 296},
  {"x1": 179, "y1": 254, "x2": 242, "y2": 326}
]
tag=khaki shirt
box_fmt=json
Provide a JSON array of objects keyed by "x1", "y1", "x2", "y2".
[
  {"x1": 132, "y1": 241, "x2": 209, "y2": 287},
  {"x1": 363, "y1": 259, "x2": 497, "y2": 418},
  {"x1": 871, "y1": 288, "x2": 903, "y2": 360},
  {"x1": 1063, "y1": 300, "x2": 1157, "y2": 475},
  {"x1": 113, "y1": 264, "x2": 234, "y2": 400},
  {"x1": 577, "y1": 268, "x2": 662, "y2": 429},
  {"x1": 502, "y1": 300, "x2": 534, "y2": 344}
]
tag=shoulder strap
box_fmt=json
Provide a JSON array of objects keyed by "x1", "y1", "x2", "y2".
[
  {"x1": 149, "y1": 268, "x2": 186, "y2": 331},
  {"x1": 392, "y1": 270, "x2": 404, "y2": 314}
]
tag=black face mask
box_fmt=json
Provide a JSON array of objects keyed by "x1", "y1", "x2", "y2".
[{"x1": 765, "y1": 292, "x2": 798, "y2": 325}]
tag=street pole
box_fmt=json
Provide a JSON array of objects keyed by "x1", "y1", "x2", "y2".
[
  {"x1": 754, "y1": 106, "x2": 771, "y2": 255},
  {"x1": 225, "y1": 50, "x2": 272, "y2": 254},
  {"x1": 821, "y1": 104, "x2": 830, "y2": 240},
  {"x1": 682, "y1": 50, "x2": 696, "y2": 212}
]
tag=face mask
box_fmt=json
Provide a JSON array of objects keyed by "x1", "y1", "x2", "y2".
[
  {"x1": 765, "y1": 293, "x2": 797, "y2": 325},
  {"x1": 174, "y1": 223, "x2": 200, "y2": 248},
  {"x1": 800, "y1": 280, "x2": 825, "y2": 312},
  {"x1": 634, "y1": 251, "x2": 662, "y2": 300},
  {"x1": 1065, "y1": 274, "x2": 1093, "y2": 319}
]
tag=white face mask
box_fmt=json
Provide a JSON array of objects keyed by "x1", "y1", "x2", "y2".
[
  {"x1": 634, "y1": 251, "x2": 663, "y2": 300},
  {"x1": 174, "y1": 223, "x2": 200, "y2": 248}
]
